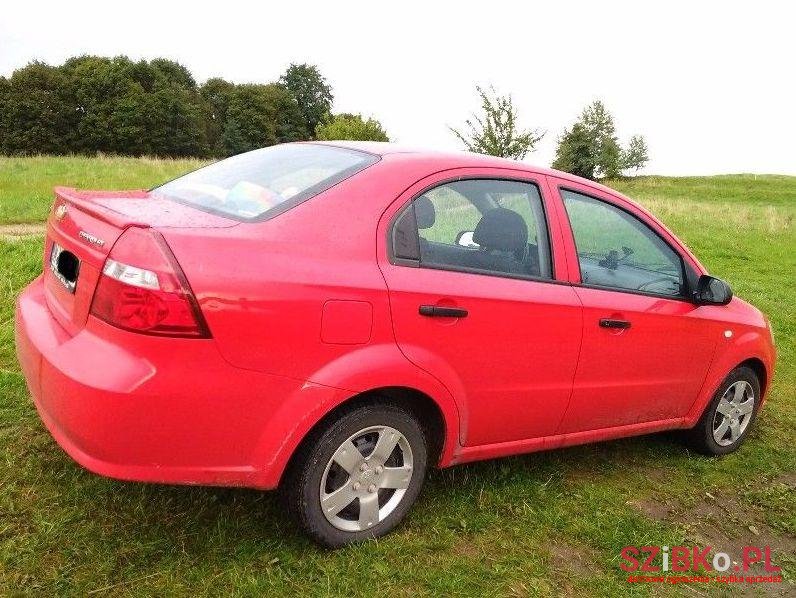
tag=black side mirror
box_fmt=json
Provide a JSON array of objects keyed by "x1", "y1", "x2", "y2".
[{"x1": 694, "y1": 275, "x2": 733, "y2": 305}]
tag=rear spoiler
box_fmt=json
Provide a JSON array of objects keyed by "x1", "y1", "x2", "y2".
[{"x1": 53, "y1": 187, "x2": 150, "y2": 228}]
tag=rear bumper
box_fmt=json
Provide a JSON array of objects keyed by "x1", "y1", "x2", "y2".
[{"x1": 15, "y1": 276, "x2": 339, "y2": 489}]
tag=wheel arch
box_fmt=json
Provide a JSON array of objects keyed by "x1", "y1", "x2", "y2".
[
  {"x1": 685, "y1": 329, "x2": 775, "y2": 427},
  {"x1": 279, "y1": 386, "x2": 448, "y2": 486},
  {"x1": 249, "y1": 345, "x2": 463, "y2": 489},
  {"x1": 737, "y1": 356, "x2": 768, "y2": 397}
]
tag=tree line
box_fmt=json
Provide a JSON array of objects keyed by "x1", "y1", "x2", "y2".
[
  {"x1": 451, "y1": 88, "x2": 649, "y2": 179},
  {"x1": 0, "y1": 56, "x2": 388, "y2": 157},
  {"x1": 1, "y1": 56, "x2": 647, "y2": 179}
]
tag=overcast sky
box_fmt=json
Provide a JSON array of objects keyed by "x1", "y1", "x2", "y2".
[{"x1": 2, "y1": 1, "x2": 794, "y2": 175}]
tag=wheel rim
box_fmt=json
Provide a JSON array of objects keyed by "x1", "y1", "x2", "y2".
[
  {"x1": 712, "y1": 381, "x2": 755, "y2": 447},
  {"x1": 319, "y1": 425, "x2": 414, "y2": 532}
]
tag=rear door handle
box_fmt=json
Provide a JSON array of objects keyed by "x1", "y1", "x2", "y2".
[
  {"x1": 599, "y1": 318, "x2": 631, "y2": 329},
  {"x1": 419, "y1": 305, "x2": 468, "y2": 318}
]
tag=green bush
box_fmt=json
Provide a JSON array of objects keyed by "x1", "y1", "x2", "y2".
[{"x1": 315, "y1": 113, "x2": 389, "y2": 142}]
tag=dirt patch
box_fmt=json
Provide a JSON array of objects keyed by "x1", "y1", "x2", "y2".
[
  {"x1": 548, "y1": 540, "x2": 599, "y2": 571},
  {"x1": 451, "y1": 535, "x2": 481, "y2": 559},
  {"x1": 629, "y1": 497, "x2": 677, "y2": 521},
  {"x1": 547, "y1": 541, "x2": 601, "y2": 597},
  {"x1": 0, "y1": 223, "x2": 46, "y2": 240},
  {"x1": 630, "y1": 483, "x2": 795, "y2": 596}
]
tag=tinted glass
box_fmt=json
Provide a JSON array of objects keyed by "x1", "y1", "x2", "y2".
[
  {"x1": 153, "y1": 144, "x2": 378, "y2": 220},
  {"x1": 562, "y1": 189, "x2": 683, "y2": 296},
  {"x1": 413, "y1": 179, "x2": 552, "y2": 279}
]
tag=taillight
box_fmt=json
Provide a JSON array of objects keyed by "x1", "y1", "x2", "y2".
[{"x1": 90, "y1": 227, "x2": 210, "y2": 338}]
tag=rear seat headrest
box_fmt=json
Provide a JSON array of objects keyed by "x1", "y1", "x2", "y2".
[{"x1": 415, "y1": 195, "x2": 436, "y2": 229}]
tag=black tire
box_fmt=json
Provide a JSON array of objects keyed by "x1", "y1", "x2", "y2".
[
  {"x1": 281, "y1": 401, "x2": 428, "y2": 548},
  {"x1": 685, "y1": 366, "x2": 761, "y2": 455}
]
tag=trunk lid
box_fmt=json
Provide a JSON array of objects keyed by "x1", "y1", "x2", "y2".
[{"x1": 43, "y1": 187, "x2": 237, "y2": 335}]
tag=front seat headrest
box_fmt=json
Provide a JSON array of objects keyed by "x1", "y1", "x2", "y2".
[
  {"x1": 415, "y1": 195, "x2": 435, "y2": 229},
  {"x1": 472, "y1": 208, "x2": 527, "y2": 252}
]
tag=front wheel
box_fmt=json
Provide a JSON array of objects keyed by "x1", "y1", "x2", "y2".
[
  {"x1": 685, "y1": 366, "x2": 761, "y2": 455},
  {"x1": 281, "y1": 401, "x2": 428, "y2": 548}
]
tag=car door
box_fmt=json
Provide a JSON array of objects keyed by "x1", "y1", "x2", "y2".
[
  {"x1": 378, "y1": 170, "x2": 582, "y2": 447},
  {"x1": 549, "y1": 177, "x2": 718, "y2": 433}
]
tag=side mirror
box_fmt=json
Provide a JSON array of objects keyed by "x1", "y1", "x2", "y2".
[
  {"x1": 695, "y1": 275, "x2": 733, "y2": 305},
  {"x1": 456, "y1": 231, "x2": 480, "y2": 249}
]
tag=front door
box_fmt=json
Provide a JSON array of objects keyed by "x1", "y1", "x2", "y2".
[
  {"x1": 552, "y1": 180, "x2": 718, "y2": 433},
  {"x1": 379, "y1": 172, "x2": 582, "y2": 446}
]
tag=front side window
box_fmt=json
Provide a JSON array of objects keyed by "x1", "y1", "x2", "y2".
[
  {"x1": 393, "y1": 179, "x2": 552, "y2": 279},
  {"x1": 153, "y1": 144, "x2": 378, "y2": 221},
  {"x1": 562, "y1": 189, "x2": 684, "y2": 296}
]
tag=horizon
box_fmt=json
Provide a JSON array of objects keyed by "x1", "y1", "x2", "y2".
[{"x1": 2, "y1": 1, "x2": 795, "y2": 176}]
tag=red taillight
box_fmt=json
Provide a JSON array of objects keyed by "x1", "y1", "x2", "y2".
[{"x1": 90, "y1": 227, "x2": 210, "y2": 338}]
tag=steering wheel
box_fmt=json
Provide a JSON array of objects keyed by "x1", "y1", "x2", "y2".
[{"x1": 638, "y1": 277, "x2": 678, "y2": 292}]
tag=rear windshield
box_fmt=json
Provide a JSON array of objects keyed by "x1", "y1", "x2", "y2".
[{"x1": 152, "y1": 144, "x2": 379, "y2": 221}]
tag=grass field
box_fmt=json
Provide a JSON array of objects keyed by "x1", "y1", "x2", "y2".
[
  {"x1": 0, "y1": 155, "x2": 208, "y2": 224},
  {"x1": 0, "y1": 157, "x2": 794, "y2": 596}
]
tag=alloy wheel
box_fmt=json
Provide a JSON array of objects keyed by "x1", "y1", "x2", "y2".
[
  {"x1": 712, "y1": 380, "x2": 755, "y2": 446},
  {"x1": 319, "y1": 425, "x2": 414, "y2": 532}
]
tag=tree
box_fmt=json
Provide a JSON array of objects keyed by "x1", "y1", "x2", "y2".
[
  {"x1": 222, "y1": 84, "x2": 279, "y2": 155},
  {"x1": 621, "y1": 134, "x2": 649, "y2": 173},
  {"x1": 0, "y1": 56, "x2": 354, "y2": 157},
  {"x1": 200, "y1": 77, "x2": 236, "y2": 156},
  {"x1": 58, "y1": 55, "x2": 208, "y2": 157},
  {"x1": 0, "y1": 61, "x2": 76, "y2": 154},
  {"x1": 580, "y1": 100, "x2": 622, "y2": 179},
  {"x1": 279, "y1": 63, "x2": 333, "y2": 138},
  {"x1": 315, "y1": 113, "x2": 389, "y2": 141},
  {"x1": 450, "y1": 85, "x2": 544, "y2": 160},
  {"x1": 262, "y1": 83, "x2": 311, "y2": 145},
  {"x1": 143, "y1": 84, "x2": 208, "y2": 157},
  {"x1": 221, "y1": 83, "x2": 309, "y2": 155},
  {"x1": 149, "y1": 58, "x2": 197, "y2": 90},
  {"x1": 552, "y1": 100, "x2": 649, "y2": 180},
  {"x1": 552, "y1": 123, "x2": 595, "y2": 179}
]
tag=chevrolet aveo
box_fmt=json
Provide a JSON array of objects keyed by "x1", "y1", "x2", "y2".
[{"x1": 16, "y1": 142, "x2": 775, "y2": 547}]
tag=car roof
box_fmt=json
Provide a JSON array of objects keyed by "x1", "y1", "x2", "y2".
[{"x1": 309, "y1": 140, "x2": 621, "y2": 196}]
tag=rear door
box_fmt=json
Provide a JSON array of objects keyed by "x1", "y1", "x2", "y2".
[
  {"x1": 378, "y1": 169, "x2": 582, "y2": 447},
  {"x1": 549, "y1": 177, "x2": 718, "y2": 433}
]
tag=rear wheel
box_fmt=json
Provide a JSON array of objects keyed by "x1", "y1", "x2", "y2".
[
  {"x1": 686, "y1": 366, "x2": 761, "y2": 455},
  {"x1": 282, "y1": 402, "x2": 428, "y2": 547}
]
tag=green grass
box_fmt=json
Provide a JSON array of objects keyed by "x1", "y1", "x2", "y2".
[
  {"x1": 0, "y1": 161, "x2": 794, "y2": 596},
  {"x1": 0, "y1": 155, "x2": 208, "y2": 224}
]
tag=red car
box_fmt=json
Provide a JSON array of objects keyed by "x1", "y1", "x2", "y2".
[{"x1": 16, "y1": 142, "x2": 775, "y2": 547}]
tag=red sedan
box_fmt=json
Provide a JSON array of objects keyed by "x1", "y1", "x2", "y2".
[{"x1": 15, "y1": 142, "x2": 775, "y2": 547}]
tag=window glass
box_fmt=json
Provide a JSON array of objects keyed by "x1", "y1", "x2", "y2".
[
  {"x1": 420, "y1": 185, "x2": 481, "y2": 246},
  {"x1": 411, "y1": 179, "x2": 551, "y2": 279},
  {"x1": 562, "y1": 189, "x2": 683, "y2": 296},
  {"x1": 152, "y1": 144, "x2": 377, "y2": 220}
]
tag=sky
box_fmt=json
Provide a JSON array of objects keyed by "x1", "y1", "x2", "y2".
[{"x1": 2, "y1": 1, "x2": 794, "y2": 175}]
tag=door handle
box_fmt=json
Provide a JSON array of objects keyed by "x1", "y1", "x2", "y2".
[
  {"x1": 419, "y1": 305, "x2": 468, "y2": 318},
  {"x1": 599, "y1": 318, "x2": 631, "y2": 329}
]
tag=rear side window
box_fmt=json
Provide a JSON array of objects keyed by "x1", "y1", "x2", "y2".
[
  {"x1": 152, "y1": 144, "x2": 378, "y2": 221},
  {"x1": 392, "y1": 179, "x2": 552, "y2": 280}
]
